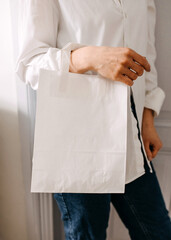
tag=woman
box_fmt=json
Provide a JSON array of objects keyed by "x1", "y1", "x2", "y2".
[{"x1": 15, "y1": 0, "x2": 171, "y2": 239}]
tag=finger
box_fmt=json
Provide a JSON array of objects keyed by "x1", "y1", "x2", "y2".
[
  {"x1": 149, "y1": 144, "x2": 154, "y2": 152},
  {"x1": 122, "y1": 67, "x2": 138, "y2": 81},
  {"x1": 128, "y1": 59, "x2": 145, "y2": 76},
  {"x1": 128, "y1": 49, "x2": 151, "y2": 72},
  {"x1": 119, "y1": 74, "x2": 134, "y2": 86},
  {"x1": 151, "y1": 147, "x2": 158, "y2": 158},
  {"x1": 144, "y1": 141, "x2": 153, "y2": 161},
  {"x1": 151, "y1": 144, "x2": 161, "y2": 158}
]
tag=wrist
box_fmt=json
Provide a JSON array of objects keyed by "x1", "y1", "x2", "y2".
[
  {"x1": 69, "y1": 46, "x2": 96, "y2": 74},
  {"x1": 142, "y1": 107, "x2": 155, "y2": 127}
]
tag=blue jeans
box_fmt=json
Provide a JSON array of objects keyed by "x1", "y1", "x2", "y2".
[{"x1": 53, "y1": 93, "x2": 171, "y2": 240}]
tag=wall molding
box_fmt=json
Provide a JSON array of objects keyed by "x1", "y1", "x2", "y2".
[
  {"x1": 154, "y1": 110, "x2": 171, "y2": 128},
  {"x1": 158, "y1": 148, "x2": 171, "y2": 155},
  {"x1": 154, "y1": 110, "x2": 171, "y2": 155}
]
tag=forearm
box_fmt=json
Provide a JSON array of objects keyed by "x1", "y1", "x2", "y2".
[{"x1": 142, "y1": 107, "x2": 155, "y2": 127}]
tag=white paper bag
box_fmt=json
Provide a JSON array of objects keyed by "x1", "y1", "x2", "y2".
[{"x1": 31, "y1": 69, "x2": 128, "y2": 193}]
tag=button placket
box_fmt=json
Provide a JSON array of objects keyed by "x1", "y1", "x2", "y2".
[
  {"x1": 120, "y1": 0, "x2": 129, "y2": 47},
  {"x1": 119, "y1": 0, "x2": 126, "y2": 47}
]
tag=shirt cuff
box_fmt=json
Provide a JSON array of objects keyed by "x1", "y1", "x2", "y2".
[{"x1": 144, "y1": 87, "x2": 165, "y2": 117}]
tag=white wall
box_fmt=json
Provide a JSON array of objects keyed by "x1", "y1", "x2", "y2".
[{"x1": 0, "y1": 1, "x2": 28, "y2": 240}]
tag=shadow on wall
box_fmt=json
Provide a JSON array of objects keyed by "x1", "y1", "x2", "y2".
[{"x1": 0, "y1": 108, "x2": 28, "y2": 240}]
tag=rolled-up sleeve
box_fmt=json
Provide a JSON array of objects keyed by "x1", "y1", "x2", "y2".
[
  {"x1": 15, "y1": 0, "x2": 86, "y2": 90},
  {"x1": 144, "y1": 0, "x2": 165, "y2": 116}
]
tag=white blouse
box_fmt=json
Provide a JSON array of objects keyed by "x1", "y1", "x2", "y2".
[{"x1": 15, "y1": 0, "x2": 165, "y2": 192}]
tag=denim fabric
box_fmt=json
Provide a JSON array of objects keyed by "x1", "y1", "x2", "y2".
[{"x1": 53, "y1": 94, "x2": 171, "y2": 240}]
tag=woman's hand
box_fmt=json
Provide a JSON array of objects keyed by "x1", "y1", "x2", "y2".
[
  {"x1": 141, "y1": 108, "x2": 163, "y2": 161},
  {"x1": 70, "y1": 46, "x2": 151, "y2": 86}
]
